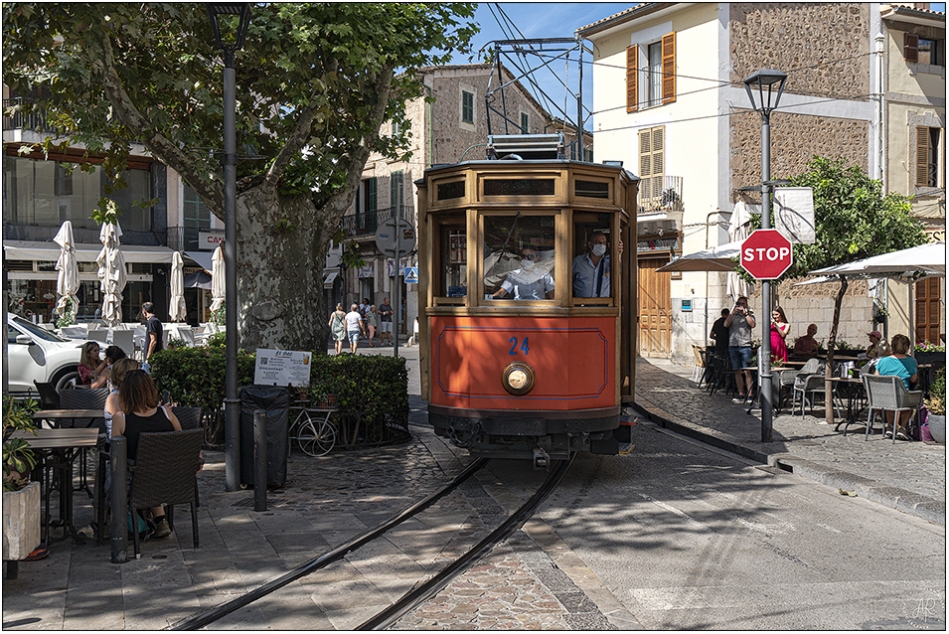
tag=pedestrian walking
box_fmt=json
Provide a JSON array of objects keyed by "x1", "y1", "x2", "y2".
[
  {"x1": 345, "y1": 303, "x2": 366, "y2": 354},
  {"x1": 328, "y1": 303, "x2": 347, "y2": 355},
  {"x1": 366, "y1": 304, "x2": 380, "y2": 347},
  {"x1": 378, "y1": 297, "x2": 393, "y2": 345}
]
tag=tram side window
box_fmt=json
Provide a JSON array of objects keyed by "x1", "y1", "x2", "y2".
[
  {"x1": 483, "y1": 215, "x2": 556, "y2": 301},
  {"x1": 573, "y1": 214, "x2": 614, "y2": 299},
  {"x1": 438, "y1": 221, "x2": 467, "y2": 298}
]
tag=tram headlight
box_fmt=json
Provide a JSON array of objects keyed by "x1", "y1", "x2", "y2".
[{"x1": 502, "y1": 362, "x2": 535, "y2": 396}]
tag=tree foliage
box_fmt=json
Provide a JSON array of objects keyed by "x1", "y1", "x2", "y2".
[
  {"x1": 3, "y1": 3, "x2": 477, "y2": 350},
  {"x1": 783, "y1": 157, "x2": 927, "y2": 277}
]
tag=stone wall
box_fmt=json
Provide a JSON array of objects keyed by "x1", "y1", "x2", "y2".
[
  {"x1": 730, "y1": 110, "x2": 869, "y2": 201},
  {"x1": 729, "y1": 3, "x2": 870, "y2": 100},
  {"x1": 750, "y1": 276, "x2": 877, "y2": 350}
]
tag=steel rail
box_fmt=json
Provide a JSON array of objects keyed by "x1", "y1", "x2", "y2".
[
  {"x1": 168, "y1": 457, "x2": 490, "y2": 630},
  {"x1": 356, "y1": 454, "x2": 575, "y2": 630}
]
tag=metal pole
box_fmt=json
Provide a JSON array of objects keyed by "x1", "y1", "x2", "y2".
[
  {"x1": 109, "y1": 436, "x2": 128, "y2": 564},
  {"x1": 760, "y1": 113, "x2": 773, "y2": 442},
  {"x1": 393, "y1": 223, "x2": 401, "y2": 358},
  {"x1": 223, "y1": 53, "x2": 241, "y2": 491},
  {"x1": 253, "y1": 409, "x2": 267, "y2": 511}
]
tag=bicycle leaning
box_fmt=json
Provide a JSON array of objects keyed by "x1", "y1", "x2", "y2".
[{"x1": 288, "y1": 395, "x2": 338, "y2": 457}]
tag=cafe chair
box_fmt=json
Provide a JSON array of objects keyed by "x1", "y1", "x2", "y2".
[
  {"x1": 171, "y1": 406, "x2": 203, "y2": 431},
  {"x1": 127, "y1": 428, "x2": 204, "y2": 559},
  {"x1": 59, "y1": 388, "x2": 109, "y2": 494},
  {"x1": 862, "y1": 374, "x2": 923, "y2": 443},
  {"x1": 690, "y1": 345, "x2": 707, "y2": 386},
  {"x1": 790, "y1": 358, "x2": 836, "y2": 418},
  {"x1": 32, "y1": 380, "x2": 61, "y2": 411}
]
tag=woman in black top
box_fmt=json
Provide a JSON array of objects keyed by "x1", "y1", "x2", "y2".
[{"x1": 112, "y1": 370, "x2": 181, "y2": 537}]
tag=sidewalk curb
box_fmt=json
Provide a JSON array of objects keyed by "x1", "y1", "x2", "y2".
[{"x1": 632, "y1": 402, "x2": 946, "y2": 526}]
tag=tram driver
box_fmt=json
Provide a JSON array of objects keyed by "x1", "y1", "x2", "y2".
[
  {"x1": 573, "y1": 230, "x2": 613, "y2": 297},
  {"x1": 492, "y1": 247, "x2": 555, "y2": 300}
]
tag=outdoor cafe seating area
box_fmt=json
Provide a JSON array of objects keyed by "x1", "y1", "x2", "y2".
[
  {"x1": 36, "y1": 319, "x2": 224, "y2": 360},
  {"x1": 693, "y1": 343, "x2": 945, "y2": 442}
]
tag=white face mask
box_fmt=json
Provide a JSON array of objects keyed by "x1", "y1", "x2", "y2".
[
  {"x1": 592, "y1": 244, "x2": 607, "y2": 257},
  {"x1": 522, "y1": 259, "x2": 535, "y2": 271}
]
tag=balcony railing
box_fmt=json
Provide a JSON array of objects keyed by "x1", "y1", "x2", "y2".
[
  {"x1": 341, "y1": 206, "x2": 415, "y2": 237},
  {"x1": 167, "y1": 226, "x2": 203, "y2": 252},
  {"x1": 3, "y1": 97, "x2": 54, "y2": 133},
  {"x1": 638, "y1": 175, "x2": 684, "y2": 214}
]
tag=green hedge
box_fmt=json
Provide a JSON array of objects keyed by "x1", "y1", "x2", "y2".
[{"x1": 149, "y1": 349, "x2": 409, "y2": 448}]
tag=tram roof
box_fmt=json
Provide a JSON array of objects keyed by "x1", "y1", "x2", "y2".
[{"x1": 419, "y1": 158, "x2": 639, "y2": 183}]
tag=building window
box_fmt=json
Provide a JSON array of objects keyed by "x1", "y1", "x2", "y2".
[
  {"x1": 638, "y1": 126, "x2": 665, "y2": 208},
  {"x1": 462, "y1": 90, "x2": 475, "y2": 124},
  {"x1": 182, "y1": 184, "x2": 211, "y2": 250},
  {"x1": 3, "y1": 157, "x2": 152, "y2": 231},
  {"x1": 390, "y1": 171, "x2": 405, "y2": 218},
  {"x1": 626, "y1": 32, "x2": 676, "y2": 112},
  {"x1": 520, "y1": 112, "x2": 529, "y2": 134},
  {"x1": 916, "y1": 126, "x2": 943, "y2": 189},
  {"x1": 919, "y1": 38, "x2": 944, "y2": 66}
]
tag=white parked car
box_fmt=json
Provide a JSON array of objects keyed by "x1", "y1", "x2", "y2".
[{"x1": 6, "y1": 314, "x2": 88, "y2": 394}]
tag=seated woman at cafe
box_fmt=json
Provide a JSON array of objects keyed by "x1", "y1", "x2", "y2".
[
  {"x1": 865, "y1": 330, "x2": 890, "y2": 359},
  {"x1": 78, "y1": 341, "x2": 108, "y2": 388},
  {"x1": 111, "y1": 369, "x2": 182, "y2": 538},
  {"x1": 792, "y1": 324, "x2": 820, "y2": 359},
  {"x1": 874, "y1": 334, "x2": 918, "y2": 440},
  {"x1": 103, "y1": 357, "x2": 140, "y2": 439}
]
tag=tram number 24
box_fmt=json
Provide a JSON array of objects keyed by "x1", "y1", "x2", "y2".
[{"x1": 508, "y1": 337, "x2": 530, "y2": 356}]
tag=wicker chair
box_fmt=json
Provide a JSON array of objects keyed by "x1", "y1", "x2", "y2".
[
  {"x1": 862, "y1": 374, "x2": 924, "y2": 443},
  {"x1": 59, "y1": 388, "x2": 109, "y2": 429},
  {"x1": 790, "y1": 358, "x2": 830, "y2": 417},
  {"x1": 128, "y1": 428, "x2": 204, "y2": 558},
  {"x1": 32, "y1": 380, "x2": 61, "y2": 411},
  {"x1": 171, "y1": 406, "x2": 203, "y2": 431},
  {"x1": 690, "y1": 345, "x2": 707, "y2": 385}
]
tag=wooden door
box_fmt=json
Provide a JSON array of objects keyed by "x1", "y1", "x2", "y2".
[
  {"x1": 638, "y1": 257, "x2": 672, "y2": 357},
  {"x1": 915, "y1": 277, "x2": 943, "y2": 344}
]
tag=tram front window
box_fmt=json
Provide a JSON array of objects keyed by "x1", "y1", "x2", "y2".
[{"x1": 483, "y1": 215, "x2": 555, "y2": 301}]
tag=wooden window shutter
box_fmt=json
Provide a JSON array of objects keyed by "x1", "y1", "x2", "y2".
[
  {"x1": 639, "y1": 128, "x2": 652, "y2": 198},
  {"x1": 661, "y1": 32, "x2": 676, "y2": 104},
  {"x1": 904, "y1": 33, "x2": 919, "y2": 63},
  {"x1": 651, "y1": 127, "x2": 665, "y2": 200},
  {"x1": 627, "y1": 45, "x2": 639, "y2": 113},
  {"x1": 916, "y1": 126, "x2": 930, "y2": 187}
]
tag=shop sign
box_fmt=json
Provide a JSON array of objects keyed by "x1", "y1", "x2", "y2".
[
  {"x1": 254, "y1": 349, "x2": 312, "y2": 387},
  {"x1": 198, "y1": 231, "x2": 225, "y2": 250}
]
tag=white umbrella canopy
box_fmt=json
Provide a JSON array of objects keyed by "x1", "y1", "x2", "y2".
[
  {"x1": 655, "y1": 241, "x2": 744, "y2": 273},
  {"x1": 53, "y1": 220, "x2": 79, "y2": 322},
  {"x1": 209, "y1": 245, "x2": 225, "y2": 313},
  {"x1": 170, "y1": 250, "x2": 187, "y2": 322},
  {"x1": 809, "y1": 241, "x2": 945, "y2": 280},
  {"x1": 96, "y1": 221, "x2": 127, "y2": 328},
  {"x1": 726, "y1": 201, "x2": 754, "y2": 303}
]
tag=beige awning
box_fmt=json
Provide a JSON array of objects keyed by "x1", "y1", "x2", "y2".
[{"x1": 3, "y1": 240, "x2": 176, "y2": 264}]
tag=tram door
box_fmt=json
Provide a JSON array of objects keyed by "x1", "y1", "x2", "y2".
[{"x1": 637, "y1": 257, "x2": 672, "y2": 357}]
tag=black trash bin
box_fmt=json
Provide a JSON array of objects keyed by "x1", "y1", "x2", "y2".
[{"x1": 239, "y1": 385, "x2": 290, "y2": 488}]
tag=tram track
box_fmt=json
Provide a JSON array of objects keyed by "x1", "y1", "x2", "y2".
[{"x1": 169, "y1": 454, "x2": 573, "y2": 630}]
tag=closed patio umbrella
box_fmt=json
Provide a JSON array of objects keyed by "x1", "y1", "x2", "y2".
[
  {"x1": 726, "y1": 201, "x2": 754, "y2": 303},
  {"x1": 53, "y1": 221, "x2": 79, "y2": 323},
  {"x1": 96, "y1": 221, "x2": 127, "y2": 328},
  {"x1": 170, "y1": 251, "x2": 187, "y2": 322},
  {"x1": 209, "y1": 244, "x2": 225, "y2": 313}
]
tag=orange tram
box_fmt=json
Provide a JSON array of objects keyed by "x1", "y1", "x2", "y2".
[{"x1": 416, "y1": 135, "x2": 639, "y2": 466}]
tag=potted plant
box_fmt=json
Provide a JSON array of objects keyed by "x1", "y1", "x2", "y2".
[
  {"x1": 926, "y1": 366, "x2": 946, "y2": 444},
  {"x1": 914, "y1": 341, "x2": 946, "y2": 368},
  {"x1": 2, "y1": 397, "x2": 42, "y2": 568}
]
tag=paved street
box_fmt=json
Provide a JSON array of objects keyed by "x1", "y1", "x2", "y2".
[{"x1": 2, "y1": 343, "x2": 945, "y2": 629}]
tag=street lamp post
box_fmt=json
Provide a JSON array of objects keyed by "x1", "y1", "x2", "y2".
[
  {"x1": 208, "y1": 3, "x2": 251, "y2": 491},
  {"x1": 743, "y1": 69, "x2": 787, "y2": 443}
]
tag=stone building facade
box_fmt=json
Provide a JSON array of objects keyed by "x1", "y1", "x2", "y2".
[{"x1": 579, "y1": 2, "x2": 944, "y2": 364}]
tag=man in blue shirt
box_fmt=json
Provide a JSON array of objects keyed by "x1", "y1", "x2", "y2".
[{"x1": 572, "y1": 231, "x2": 612, "y2": 298}]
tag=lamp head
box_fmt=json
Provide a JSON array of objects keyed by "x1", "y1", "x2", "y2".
[
  {"x1": 207, "y1": 3, "x2": 251, "y2": 54},
  {"x1": 743, "y1": 69, "x2": 787, "y2": 117}
]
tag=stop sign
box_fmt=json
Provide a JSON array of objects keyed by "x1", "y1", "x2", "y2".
[{"x1": 741, "y1": 229, "x2": 793, "y2": 279}]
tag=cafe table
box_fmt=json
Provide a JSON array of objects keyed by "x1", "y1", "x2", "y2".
[
  {"x1": 11, "y1": 428, "x2": 101, "y2": 546},
  {"x1": 34, "y1": 409, "x2": 104, "y2": 494},
  {"x1": 830, "y1": 376, "x2": 867, "y2": 435}
]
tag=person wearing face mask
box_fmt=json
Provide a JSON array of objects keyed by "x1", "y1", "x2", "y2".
[
  {"x1": 492, "y1": 246, "x2": 555, "y2": 300},
  {"x1": 572, "y1": 231, "x2": 612, "y2": 297}
]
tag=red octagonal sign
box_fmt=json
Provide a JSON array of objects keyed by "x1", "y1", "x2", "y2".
[{"x1": 741, "y1": 229, "x2": 793, "y2": 280}]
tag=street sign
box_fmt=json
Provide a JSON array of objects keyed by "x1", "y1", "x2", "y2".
[
  {"x1": 741, "y1": 229, "x2": 793, "y2": 280},
  {"x1": 375, "y1": 217, "x2": 416, "y2": 258}
]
